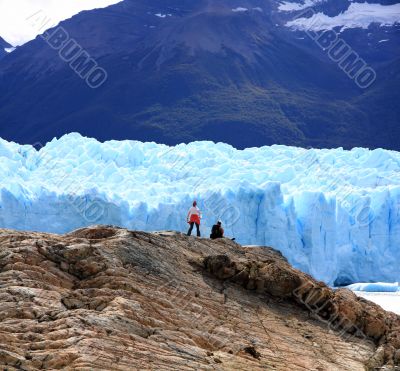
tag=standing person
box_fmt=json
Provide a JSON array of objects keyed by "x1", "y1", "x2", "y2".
[
  {"x1": 187, "y1": 201, "x2": 201, "y2": 237},
  {"x1": 210, "y1": 220, "x2": 224, "y2": 239}
]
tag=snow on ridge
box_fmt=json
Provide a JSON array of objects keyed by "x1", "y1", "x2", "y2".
[
  {"x1": 286, "y1": 2, "x2": 400, "y2": 31},
  {"x1": 232, "y1": 7, "x2": 248, "y2": 12},
  {"x1": 155, "y1": 13, "x2": 172, "y2": 18},
  {"x1": 232, "y1": 7, "x2": 263, "y2": 13},
  {"x1": 4, "y1": 47, "x2": 16, "y2": 53},
  {"x1": 0, "y1": 133, "x2": 400, "y2": 286},
  {"x1": 278, "y1": 0, "x2": 325, "y2": 12}
]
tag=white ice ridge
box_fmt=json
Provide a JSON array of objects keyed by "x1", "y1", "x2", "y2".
[{"x1": 0, "y1": 133, "x2": 399, "y2": 285}]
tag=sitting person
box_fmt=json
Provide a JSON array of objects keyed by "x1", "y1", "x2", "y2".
[{"x1": 210, "y1": 220, "x2": 224, "y2": 239}]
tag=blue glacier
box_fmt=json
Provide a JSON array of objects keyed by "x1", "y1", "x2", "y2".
[
  {"x1": 346, "y1": 282, "x2": 400, "y2": 292},
  {"x1": 0, "y1": 133, "x2": 399, "y2": 286}
]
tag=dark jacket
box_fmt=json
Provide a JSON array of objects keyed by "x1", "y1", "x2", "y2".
[{"x1": 210, "y1": 224, "x2": 224, "y2": 239}]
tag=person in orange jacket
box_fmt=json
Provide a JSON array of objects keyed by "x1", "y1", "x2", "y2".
[{"x1": 187, "y1": 200, "x2": 201, "y2": 237}]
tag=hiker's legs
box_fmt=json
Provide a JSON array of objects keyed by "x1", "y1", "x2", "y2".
[
  {"x1": 195, "y1": 223, "x2": 200, "y2": 237},
  {"x1": 187, "y1": 222, "x2": 194, "y2": 236}
]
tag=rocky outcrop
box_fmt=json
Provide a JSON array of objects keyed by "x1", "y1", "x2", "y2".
[
  {"x1": 0, "y1": 225, "x2": 398, "y2": 370},
  {"x1": 204, "y1": 252, "x2": 400, "y2": 370}
]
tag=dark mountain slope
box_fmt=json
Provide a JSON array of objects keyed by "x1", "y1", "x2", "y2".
[
  {"x1": 0, "y1": 0, "x2": 398, "y2": 149},
  {"x1": 0, "y1": 37, "x2": 11, "y2": 60},
  {"x1": 353, "y1": 57, "x2": 400, "y2": 150}
]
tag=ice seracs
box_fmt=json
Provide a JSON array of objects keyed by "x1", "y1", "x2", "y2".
[{"x1": 0, "y1": 133, "x2": 399, "y2": 286}]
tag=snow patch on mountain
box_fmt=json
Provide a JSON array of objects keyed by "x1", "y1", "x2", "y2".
[
  {"x1": 4, "y1": 47, "x2": 15, "y2": 53},
  {"x1": 279, "y1": 0, "x2": 325, "y2": 12},
  {"x1": 286, "y1": 2, "x2": 400, "y2": 31},
  {"x1": 155, "y1": 13, "x2": 172, "y2": 18},
  {"x1": 232, "y1": 7, "x2": 248, "y2": 12}
]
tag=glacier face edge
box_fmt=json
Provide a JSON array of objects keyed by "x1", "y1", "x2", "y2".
[{"x1": 0, "y1": 133, "x2": 399, "y2": 285}]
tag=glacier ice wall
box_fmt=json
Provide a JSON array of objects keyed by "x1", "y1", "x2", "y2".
[{"x1": 0, "y1": 133, "x2": 399, "y2": 285}]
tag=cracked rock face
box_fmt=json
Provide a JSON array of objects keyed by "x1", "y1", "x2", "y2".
[{"x1": 0, "y1": 226, "x2": 398, "y2": 370}]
